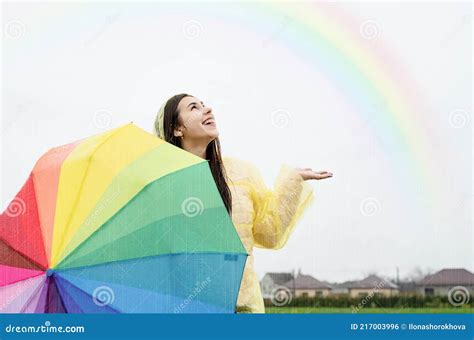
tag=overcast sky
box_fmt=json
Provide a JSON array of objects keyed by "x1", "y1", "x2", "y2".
[{"x1": 1, "y1": 1, "x2": 472, "y2": 283}]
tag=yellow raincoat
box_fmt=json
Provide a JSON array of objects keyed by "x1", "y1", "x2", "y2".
[{"x1": 222, "y1": 157, "x2": 314, "y2": 313}]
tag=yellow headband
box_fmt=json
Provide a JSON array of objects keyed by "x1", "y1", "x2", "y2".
[{"x1": 154, "y1": 101, "x2": 167, "y2": 139}]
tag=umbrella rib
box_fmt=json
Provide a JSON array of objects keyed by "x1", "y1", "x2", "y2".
[
  {"x1": 54, "y1": 274, "x2": 123, "y2": 314},
  {"x1": 19, "y1": 275, "x2": 47, "y2": 313},
  {"x1": 54, "y1": 126, "x2": 126, "y2": 264},
  {"x1": 44, "y1": 277, "x2": 67, "y2": 313},
  {"x1": 30, "y1": 171, "x2": 50, "y2": 268},
  {"x1": 53, "y1": 279, "x2": 84, "y2": 314},
  {"x1": 56, "y1": 251, "x2": 246, "y2": 273},
  {"x1": 1, "y1": 271, "x2": 44, "y2": 288},
  {"x1": 0, "y1": 238, "x2": 47, "y2": 270}
]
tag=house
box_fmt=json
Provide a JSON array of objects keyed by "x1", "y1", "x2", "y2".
[
  {"x1": 416, "y1": 268, "x2": 474, "y2": 297},
  {"x1": 283, "y1": 272, "x2": 333, "y2": 297},
  {"x1": 260, "y1": 272, "x2": 294, "y2": 299},
  {"x1": 331, "y1": 274, "x2": 399, "y2": 297}
]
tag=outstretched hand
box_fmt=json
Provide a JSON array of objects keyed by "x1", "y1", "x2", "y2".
[{"x1": 295, "y1": 168, "x2": 333, "y2": 181}]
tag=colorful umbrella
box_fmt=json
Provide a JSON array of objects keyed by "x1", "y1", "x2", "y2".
[{"x1": 0, "y1": 123, "x2": 247, "y2": 313}]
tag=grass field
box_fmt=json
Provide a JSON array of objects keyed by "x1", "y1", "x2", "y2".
[{"x1": 265, "y1": 307, "x2": 473, "y2": 314}]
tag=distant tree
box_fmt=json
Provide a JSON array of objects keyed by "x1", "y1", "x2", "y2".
[
  {"x1": 405, "y1": 266, "x2": 434, "y2": 283},
  {"x1": 362, "y1": 269, "x2": 378, "y2": 278}
]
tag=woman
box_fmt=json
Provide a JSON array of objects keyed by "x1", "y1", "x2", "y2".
[{"x1": 153, "y1": 93, "x2": 333, "y2": 313}]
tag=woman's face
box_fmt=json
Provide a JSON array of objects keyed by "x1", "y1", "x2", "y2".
[{"x1": 175, "y1": 96, "x2": 218, "y2": 141}]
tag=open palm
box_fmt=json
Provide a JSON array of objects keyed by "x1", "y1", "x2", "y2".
[{"x1": 296, "y1": 168, "x2": 333, "y2": 181}]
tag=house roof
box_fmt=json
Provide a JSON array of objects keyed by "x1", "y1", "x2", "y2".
[
  {"x1": 417, "y1": 268, "x2": 474, "y2": 286},
  {"x1": 283, "y1": 274, "x2": 332, "y2": 290},
  {"x1": 264, "y1": 272, "x2": 294, "y2": 285},
  {"x1": 334, "y1": 275, "x2": 398, "y2": 290}
]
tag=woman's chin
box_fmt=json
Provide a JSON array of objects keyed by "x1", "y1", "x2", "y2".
[{"x1": 206, "y1": 129, "x2": 219, "y2": 139}]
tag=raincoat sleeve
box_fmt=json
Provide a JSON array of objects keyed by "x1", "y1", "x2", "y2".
[{"x1": 247, "y1": 162, "x2": 314, "y2": 250}]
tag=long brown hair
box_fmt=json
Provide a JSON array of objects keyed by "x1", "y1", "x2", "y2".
[{"x1": 157, "y1": 93, "x2": 232, "y2": 215}]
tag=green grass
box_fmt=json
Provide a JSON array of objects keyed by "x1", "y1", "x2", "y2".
[{"x1": 265, "y1": 307, "x2": 474, "y2": 314}]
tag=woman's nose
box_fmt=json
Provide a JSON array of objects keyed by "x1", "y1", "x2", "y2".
[{"x1": 203, "y1": 106, "x2": 212, "y2": 114}]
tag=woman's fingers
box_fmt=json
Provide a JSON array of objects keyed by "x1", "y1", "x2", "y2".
[
  {"x1": 313, "y1": 171, "x2": 333, "y2": 180},
  {"x1": 296, "y1": 168, "x2": 333, "y2": 180}
]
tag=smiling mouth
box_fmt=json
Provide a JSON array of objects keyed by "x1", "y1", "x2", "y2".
[{"x1": 202, "y1": 118, "x2": 216, "y2": 126}]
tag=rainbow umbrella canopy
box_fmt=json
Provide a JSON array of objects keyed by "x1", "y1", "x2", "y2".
[{"x1": 0, "y1": 123, "x2": 247, "y2": 313}]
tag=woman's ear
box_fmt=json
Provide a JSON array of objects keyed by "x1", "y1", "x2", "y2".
[{"x1": 173, "y1": 127, "x2": 184, "y2": 138}]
